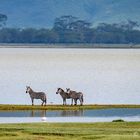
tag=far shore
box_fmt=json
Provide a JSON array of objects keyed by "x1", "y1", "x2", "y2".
[
  {"x1": 0, "y1": 43, "x2": 140, "y2": 48},
  {"x1": 0, "y1": 104, "x2": 140, "y2": 110}
]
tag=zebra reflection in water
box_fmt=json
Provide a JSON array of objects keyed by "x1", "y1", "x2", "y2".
[
  {"x1": 30, "y1": 110, "x2": 46, "y2": 117},
  {"x1": 60, "y1": 110, "x2": 84, "y2": 117}
]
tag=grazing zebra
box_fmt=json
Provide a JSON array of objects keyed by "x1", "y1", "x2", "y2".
[
  {"x1": 66, "y1": 88, "x2": 84, "y2": 105},
  {"x1": 56, "y1": 88, "x2": 71, "y2": 105},
  {"x1": 26, "y1": 86, "x2": 47, "y2": 106}
]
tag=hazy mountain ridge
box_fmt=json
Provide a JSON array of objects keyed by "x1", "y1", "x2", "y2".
[{"x1": 0, "y1": 0, "x2": 140, "y2": 28}]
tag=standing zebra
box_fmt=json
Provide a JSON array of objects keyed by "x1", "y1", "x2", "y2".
[
  {"x1": 56, "y1": 88, "x2": 71, "y2": 105},
  {"x1": 66, "y1": 88, "x2": 84, "y2": 105},
  {"x1": 26, "y1": 86, "x2": 47, "y2": 106}
]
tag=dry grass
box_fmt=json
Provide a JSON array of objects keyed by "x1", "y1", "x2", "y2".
[{"x1": 0, "y1": 104, "x2": 140, "y2": 111}]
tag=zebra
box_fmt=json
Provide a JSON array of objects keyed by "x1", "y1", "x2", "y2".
[
  {"x1": 66, "y1": 88, "x2": 84, "y2": 105},
  {"x1": 26, "y1": 86, "x2": 47, "y2": 106},
  {"x1": 56, "y1": 88, "x2": 71, "y2": 105}
]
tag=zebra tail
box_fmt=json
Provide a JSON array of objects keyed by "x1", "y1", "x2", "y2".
[{"x1": 81, "y1": 95, "x2": 84, "y2": 103}]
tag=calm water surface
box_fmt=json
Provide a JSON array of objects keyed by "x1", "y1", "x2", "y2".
[
  {"x1": 1, "y1": 108, "x2": 140, "y2": 117},
  {"x1": 0, "y1": 47, "x2": 140, "y2": 104},
  {"x1": 0, "y1": 108, "x2": 140, "y2": 123}
]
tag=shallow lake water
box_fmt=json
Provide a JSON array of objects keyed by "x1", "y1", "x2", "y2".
[
  {"x1": 0, "y1": 47, "x2": 140, "y2": 105},
  {"x1": 1, "y1": 108, "x2": 140, "y2": 117},
  {"x1": 0, "y1": 108, "x2": 140, "y2": 123}
]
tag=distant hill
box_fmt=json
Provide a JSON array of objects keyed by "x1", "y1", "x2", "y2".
[{"x1": 0, "y1": 0, "x2": 140, "y2": 28}]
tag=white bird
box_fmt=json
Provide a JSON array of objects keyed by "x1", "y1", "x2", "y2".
[{"x1": 41, "y1": 117, "x2": 47, "y2": 122}]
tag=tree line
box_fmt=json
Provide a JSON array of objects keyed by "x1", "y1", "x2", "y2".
[{"x1": 0, "y1": 14, "x2": 140, "y2": 44}]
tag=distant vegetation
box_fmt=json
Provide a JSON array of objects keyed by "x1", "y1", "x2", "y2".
[
  {"x1": 0, "y1": 13, "x2": 7, "y2": 27},
  {"x1": 112, "y1": 119, "x2": 125, "y2": 122},
  {"x1": 0, "y1": 14, "x2": 140, "y2": 45}
]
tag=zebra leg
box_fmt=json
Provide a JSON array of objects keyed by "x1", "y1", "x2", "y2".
[
  {"x1": 81, "y1": 96, "x2": 83, "y2": 105},
  {"x1": 40, "y1": 99, "x2": 43, "y2": 106},
  {"x1": 80, "y1": 101, "x2": 82, "y2": 106},
  {"x1": 64, "y1": 99, "x2": 66, "y2": 105},
  {"x1": 31, "y1": 98, "x2": 34, "y2": 106},
  {"x1": 44, "y1": 99, "x2": 46, "y2": 106},
  {"x1": 71, "y1": 99, "x2": 73, "y2": 105},
  {"x1": 62, "y1": 99, "x2": 64, "y2": 105},
  {"x1": 80, "y1": 98, "x2": 82, "y2": 106},
  {"x1": 41, "y1": 101, "x2": 44, "y2": 106},
  {"x1": 74, "y1": 99, "x2": 77, "y2": 105},
  {"x1": 76, "y1": 99, "x2": 78, "y2": 105}
]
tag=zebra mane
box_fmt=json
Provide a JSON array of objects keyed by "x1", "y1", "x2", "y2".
[
  {"x1": 59, "y1": 88, "x2": 64, "y2": 92},
  {"x1": 27, "y1": 86, "x2": 34, "y2": 93}
]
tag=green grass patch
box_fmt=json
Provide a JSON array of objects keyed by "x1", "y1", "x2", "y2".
[{"x1": 0, "y1": 122, "x2": 140, "y2": 140}]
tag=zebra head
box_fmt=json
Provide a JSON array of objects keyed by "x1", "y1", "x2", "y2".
[
  {"x1": 26, "y1": 86, "x2": 31, "y2": 93},
  {"x1": 66, "y1": 88, "x2": 71, "y2": 93},
  {"x1": 56, "y1": 88, "x2": 64, "y2": 94}
]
